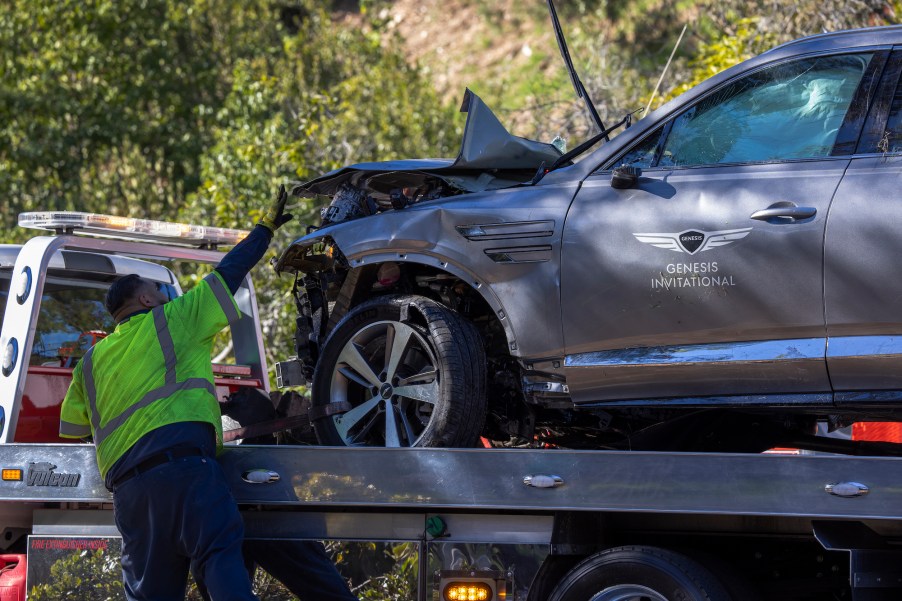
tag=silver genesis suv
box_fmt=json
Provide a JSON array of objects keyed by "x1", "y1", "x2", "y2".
[{"x1": 275, "y1": 21, "x2": 902, "y2": 453}]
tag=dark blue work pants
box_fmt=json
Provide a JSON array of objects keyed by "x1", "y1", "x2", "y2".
[
  {"x1": 197, "y1": 539, "x2": 358, "y2": 601},
  {"x1": 112, "y1": 454, "x2": 258, "y2": 601}
]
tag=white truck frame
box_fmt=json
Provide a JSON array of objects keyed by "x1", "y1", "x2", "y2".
[{"x1": 2, "y1": 217, "x2": 902, "y2": 600}]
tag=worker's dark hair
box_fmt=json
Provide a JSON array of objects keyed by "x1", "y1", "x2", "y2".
[{"x1": 105, "y1": 274, "x2": 145, "y2": 316}]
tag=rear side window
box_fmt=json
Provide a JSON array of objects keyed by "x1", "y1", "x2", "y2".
[
  {"x1": 0, "y1": 272, "x2": 115, "y2": 368},
  {"x1": 29, "y1": 282, "x2": 114, "y2": 367},
  {"x1": 866, "y1": 59, "x2": 902, "y2": 153}
]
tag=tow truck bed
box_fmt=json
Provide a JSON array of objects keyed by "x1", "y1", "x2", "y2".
[
  {"x1": 8, "y1": 444, "x2": 902, "y2": 600},
  {"x1": 3, "y1": 444, "x2": 898, "y2": 519}
]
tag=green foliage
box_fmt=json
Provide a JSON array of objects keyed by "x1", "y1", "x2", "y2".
[
  {"x1": 29, "y1": 549, "x2": 122, "y2": 601},
  {"x1": 354, "y1": 543, "x2": 418, "y2": 601},
  {"x1": 184, "y1": 3, "x2": 456, "y2": 230},
  {"x1": 544, "y1": 0, "x2": 900, "y2": 126},
  {"x1": 654, "y1": 0, "x2": 897, "y2": 108},
  {"x1": 1, "y1": 0, "x2": 455, "y2": 380},
  {"x1": 27, "y1": 540, "x2": 406, "y2": 601},
  {"x1": 659, "y1": 17, "x2": 776, "y2": 105},
  {"x1": 0, "y1": 0, "x2": 280, "y2": 241}
]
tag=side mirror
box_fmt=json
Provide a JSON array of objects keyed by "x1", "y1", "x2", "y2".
[{"x1": 611, "y1": 165, "x2": 641, "y2": 189}]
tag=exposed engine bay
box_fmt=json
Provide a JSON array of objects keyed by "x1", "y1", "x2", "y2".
[{"x1": 320, "y1": 176, "x2": 463, "y2": 226}]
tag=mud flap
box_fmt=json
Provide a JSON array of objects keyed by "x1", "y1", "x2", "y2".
[{"x1": 813, "y1": 520, "x2": 902, "y2": 600}]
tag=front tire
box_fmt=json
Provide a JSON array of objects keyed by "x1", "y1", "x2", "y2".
[
  {"x1": 548, "y1": 546, "x2": 731, "y2": 601},
  {"x1": 311, "y1": 295, "x2": 486, "y2": 447}
]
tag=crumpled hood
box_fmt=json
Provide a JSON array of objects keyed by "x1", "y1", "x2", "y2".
[
  {"x1": 291, "y1": 89, "x2": 563, "y2": 198},
  {"x1": 454, "y1": 88, "x2": 564, "y2": 169}
]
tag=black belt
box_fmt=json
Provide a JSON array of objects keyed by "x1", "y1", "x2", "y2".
[{"x1": 111, "y1": 447, "x2": 203, "y2": 490}]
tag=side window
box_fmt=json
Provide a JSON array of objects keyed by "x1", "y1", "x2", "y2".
[
  {"x1": 659, "y1": 53, "x2": 873, "y2": 167},
  {"x1": 871, "y1": 65, "x2": 902, "y2": 153},
  {"x1": 615, "y1": 127, "x2": 665, "y2": 169},
  {"x1": 31, "y1": 282, "x2": 114, "y2": 367}
]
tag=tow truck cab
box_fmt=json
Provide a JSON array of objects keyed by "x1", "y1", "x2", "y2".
[{"x1": 0, "y1": 245, "x2": 179, "y2": 442}]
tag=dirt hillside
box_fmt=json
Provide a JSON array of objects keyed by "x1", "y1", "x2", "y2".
[
  {"x1": 336, "y1": 1, "x2": 564, "y2": 106},
  {"x1": 332, "y1": 1, "x2": 682, "y2": 141}
]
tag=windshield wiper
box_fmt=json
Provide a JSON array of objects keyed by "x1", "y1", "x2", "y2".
[
  {"x1": 548, "y1": 0, "x2": 606, "y2": 137},
  {"x1": 531, "y1": 109, "x2": 640, "y2": 185}
]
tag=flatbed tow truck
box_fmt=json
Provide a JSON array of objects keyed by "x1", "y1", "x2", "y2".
[{"x1": 2, "y1": 213, "x2": 902, "y2": 601}]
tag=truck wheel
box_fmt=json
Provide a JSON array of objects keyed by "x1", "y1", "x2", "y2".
[
  {"x1": 548, "y1": 546, "x2": 731, "y2": 601},
  {"x1": 311, "y1": 295, "x2": 486, "y2": 447}
]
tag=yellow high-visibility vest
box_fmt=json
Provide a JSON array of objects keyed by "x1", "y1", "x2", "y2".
[{"x1": 60, "y1": 272, "x2": 240, "y2": 478}]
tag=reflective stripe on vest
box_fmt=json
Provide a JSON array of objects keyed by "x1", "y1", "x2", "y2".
[
  {"x1": 59, "y1": 420, "x2": 92, "y2": 438},
  {"x1": 82, "y1": 346, "x2": 101, "y2": 435},
  {"x1": 204, "y1": 273, "x2": 241, "y2": 323},
  {"x1": 83, "y1": 305, "x2": 216, "y2": 447},
  {"x1": 153, "y1": 306, "x2": 178, "y2": 386}
]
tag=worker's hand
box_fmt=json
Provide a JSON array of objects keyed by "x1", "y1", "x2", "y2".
[{"x1": 258, "y1": 184, "x2": 294, "y2": 232}]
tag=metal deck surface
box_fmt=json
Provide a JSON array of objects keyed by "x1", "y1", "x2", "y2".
[{"x1": 2, "y1": 444, "x2": 902, "y2": 521}]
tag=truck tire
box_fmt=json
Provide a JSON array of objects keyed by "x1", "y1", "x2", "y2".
[
  {"x1": 310, "y1": 294, "x2": 486, "y2": 447},
  {"x1": 548, "y1": 546, "x2": 732, "y2": 601}
]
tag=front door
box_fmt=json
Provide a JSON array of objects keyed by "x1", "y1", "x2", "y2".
[{"x1": 560, "y1": 51, "x2": 881, "y2": 405}]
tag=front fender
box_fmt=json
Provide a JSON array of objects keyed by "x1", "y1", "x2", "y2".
[{"x1": 274, "y1": 182, "x2": 579, "y2": 359}]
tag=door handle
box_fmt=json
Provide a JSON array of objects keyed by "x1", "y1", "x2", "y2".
[{"x1": 750, "y1": 205, "x2": 817, "y2": 221}]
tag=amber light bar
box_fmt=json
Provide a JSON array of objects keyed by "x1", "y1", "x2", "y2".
[{"x1": 18, "y1": 212, "x2": 248, "y2": 247}]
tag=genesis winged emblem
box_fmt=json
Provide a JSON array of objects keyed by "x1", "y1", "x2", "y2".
[{"x1": 633, "y1": 228, "x2": 752, "y2": 255}]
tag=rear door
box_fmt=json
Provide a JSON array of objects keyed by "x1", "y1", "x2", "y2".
[
  {"x1": 561, "y1": 50, "x2": 885, "y2": 405},
  {"x1": 824, "y1": 49, "x2": 902, "y2": 400}
]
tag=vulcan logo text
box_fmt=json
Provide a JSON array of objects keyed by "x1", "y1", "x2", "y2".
[{"x1": 27, "y1": 463, "x2": 80, "y2": 487}]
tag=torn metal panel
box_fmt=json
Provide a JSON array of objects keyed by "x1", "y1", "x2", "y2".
[
  {"x1": 291, "y1": 90, "x2": 562, "y2": 203},
  {"x1": 455, "y1": 89, "x2": 562, "y2": 170}
]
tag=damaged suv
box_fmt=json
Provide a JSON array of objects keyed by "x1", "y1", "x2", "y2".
[{"x1": 274, "y1": 14, "x2": 902, "y2": 453}]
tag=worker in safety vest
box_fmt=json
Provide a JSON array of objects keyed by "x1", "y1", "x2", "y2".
[{"x1": 59, "y1": 187, "x2": 292, "y2": 601}]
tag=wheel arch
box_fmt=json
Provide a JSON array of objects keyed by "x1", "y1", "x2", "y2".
[
  {"x1": 526, "y1": 554, "x2": 584, "y2": 601},
  {"x1": 339, "y1": 251, "x2": 519, "y2": 355},
  {"x1": 276, "y1": 193, "x2": 570, "y2": 361},
  {"x1": 544, "y1": 545, "x2": 734, "y2": 601}
]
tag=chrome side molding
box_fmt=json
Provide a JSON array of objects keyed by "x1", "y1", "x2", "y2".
[{"x1": 566, "y1": 338, "x2": 825, "y2": 368}]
